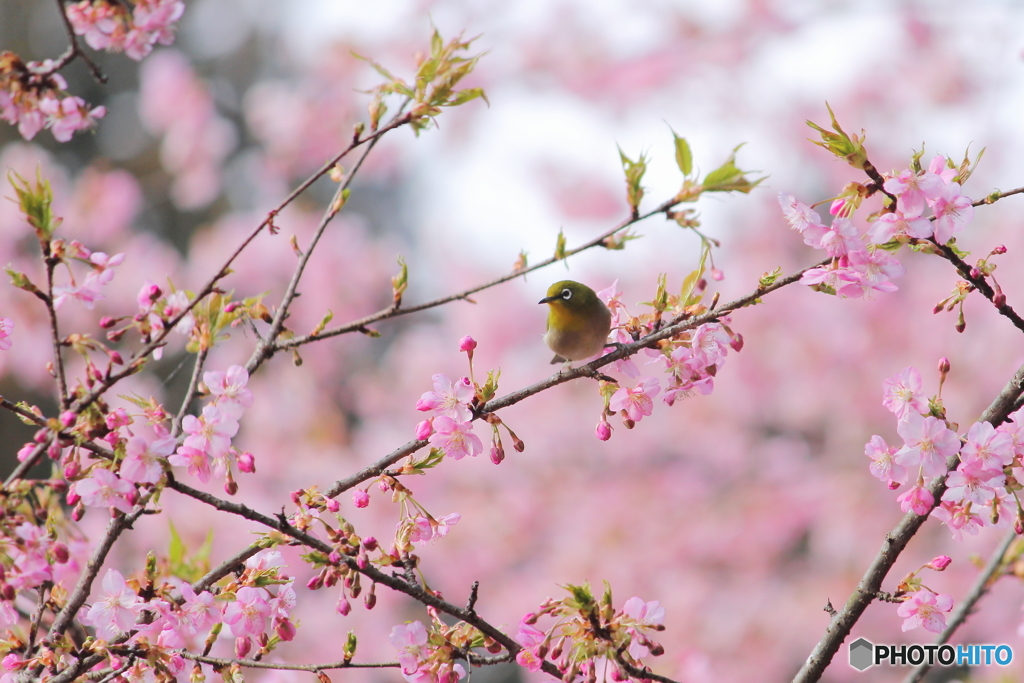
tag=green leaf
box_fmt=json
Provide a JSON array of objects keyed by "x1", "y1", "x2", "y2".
[
  {"x1": 758, "y1": 266, "x2": 783, "y2": 289},
  {"x1": 553, "y1": 230, "x2": 567, "y2": 261},
  {"x1": 671, "y1": 128, "x2": 693, "y2": 177}
]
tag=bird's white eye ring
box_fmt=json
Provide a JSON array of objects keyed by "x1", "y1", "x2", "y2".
[{"x1": 562, "y1": 288, "x2": 572, "y2": 300}]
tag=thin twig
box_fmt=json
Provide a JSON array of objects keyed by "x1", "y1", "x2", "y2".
[
  {"x1": 901, "y1": 528, "x2": 1018, "y2": 683},
  {"x1": 172, "y1": 348, "x2": 208, "y2": 438},
  {"x1": 43, "y1": 258, "x2": 69, "y2": 408},
  {"x1": 245, "y1": 135, "x2": 380, "y2": 374},
  {"x1": 175, "y1": 652, "x2": 399, "y2": 671},
  {"x1": 276, "y1": 195, "x2": 687, "y2": 353},
  {"x1": 792, "y1": 361, "x2": 1024, "y2": 683},
  {"x1": 51, "y1": 0, "x2": 108, "y2": 84}
]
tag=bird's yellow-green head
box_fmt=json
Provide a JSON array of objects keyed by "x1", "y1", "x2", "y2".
[{"x1": 539, "y1": 280, "x2": 613, "y2": 363}]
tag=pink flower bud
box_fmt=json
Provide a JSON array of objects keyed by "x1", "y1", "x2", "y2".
[
  {"x1": 224, "y1": 479, "x2": 239, "y2": 495},
  {"x1": 1, "y1": 584, "x2": 13, "y2": 602},
  {"x1": 336, "y1": 597, "x2": 351, "y2": 616},
  {"x1": 378, "y1": 479, "x2": 390, "y2": 492},
  {"x1": 969, "y1": 267, "x2": 981, "y2": 279},
  {"x1": 929, "y1": 555, "x2": 952, "y2": 570},
  {"x1": 994, "y1": 292, "x2": 1006, "y2": 308},
  {"x1": 459, "y1": 335, "x2": 478, "y2": 352},
  {"x1": 710, "y1": 268, "x2": 724, "y2": 281},
  {"x1": 47, "y1": 441, "x2": 62, "y2": 460},
  {"x1": 363, "y1": 536, "x2": 378, "y2": 552},
  {"x1": 107, "y1": 328, "x2": 126, "y2": 342},
  {"x1": 356, "y1": 550, "x2": 368, "y2": 570},
  {"x1": 34, "y1": 429, "x2": 48, "y2": 443},
  {"x1": 306, "y1": 574, "x2": 324, "y2": 590},
  {"x1": 490, "y1": 442, "x2": 505, "y2": 464},
  {"x1": 352, "y1": 489, "x2": 370, "y2": 508},
  {"x1": 364, "y1": 586, "x2": 376, "y2": 610},
  {"x1": 325, "y1": 498, "x2": 340, "y2": 513},
  {"x1": 50, "y1": 542, "x2": 69, "y2": 564},
  {"x1": 414, "y1": 419, "x2": 433, "y2": 440},
  {"x1": 938, "y1": 357, "x2": 950, "y2": 374},
  {"x1": 235, "y1": 636, "x2": 251, "y2": 659},
  {"x1": 887, "y1": 480, "x2": 901, "y2": 490},
  {"x1": 125, "y1": 488, "x2": 138, "y2": 506},
  {"x1": 109, "y1": 351, "x2": 123, "y2": 366},
  {"x1": 730, "y1": 333, "x2": 744, "y2": 352},
  {"x1": 99, "y1": 316, "x2": 116, "y2": 329},
  {"x1": 66, "y1": 486, "x2": 81, "y2": 506},
  {"x1": 328, "y1": 551, "x2": 342, "y2": 565},
  {"x1": 275, "y1": 618, "x2": 296, "y2": 641},
  {"x1": 105, "y1": 408, "x2": 130, "y2": 430},
  {"x1": 71, "y1": 502, "x2": 84, "y2": 521},
  {"x1": 291, "y1": 490, "x2": 303, "y2": 506},
  {"x1": 59, "y1": 411, "x2": 76, "y2": 428},
  {"x1": 993, "y1": 245, "x2": 1007, "y2": 254},
  {"x1": 224, "y1": 301, "x2": 241, "y2": 313},
  {"x1": 595, "y1": 420, "x2": 612, "y2": 441},
  {"x1": 237, "y1": 451, "x2": 256, "y2": 473},
  {"x1": 167, "y1": 654, "x2": 185, "y2": 675}
]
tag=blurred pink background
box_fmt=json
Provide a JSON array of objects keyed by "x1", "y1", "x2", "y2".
[{"x1": 3, "y1": 1, "x2": 1024, "y2": 681}]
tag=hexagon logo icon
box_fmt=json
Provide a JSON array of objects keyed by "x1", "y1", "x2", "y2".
[{"x1": 849, "y1": 637, "x2": 874, "y2": 671}]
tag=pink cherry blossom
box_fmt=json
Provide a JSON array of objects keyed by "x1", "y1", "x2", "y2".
[
  {"x1": 942, "y1": 460, "x2": 1004, "y2": 505},
  {"x1": 843, "y1": 249, "x2": 905, "y2": 293},
  {"x1": 353, "y1": 489, "x2": 370, "y2": 508},
  {"x1": 427, "y1": 416, "x2": 483, "y2": 460},
  {"x1": 0, "y1": 318, "x2": 13, "y2": 351},
  {"x1": 88, "y1": 252, "x2": 125, "y2": 285},
  {"x1": 896, "y1": 485, "x2": 934, "y2": 516},
  {"x1": 897, "y1": 592, "x2": 953, "y2": 633},
  {"x1": 168, "y1": 445, "x2": 212, "y2": 483},
  {"x1": 53, "y1": 273, "x2": 105, "y2": 309},
  {"x1": 75, "y1": 468, "x2": 135, "y2": 513},
  {"x1": 865, "y1": 435, "x2": 907, "y2": 485},
  {"x1": 930, "y1": 182, "x2": 974, "y2": 245},
  {"x1": 932, "y1": 501, "x2": 985, "y2": 541},
  {"x1": 867, "y1": 211, "x2": 933, "y2": 244},
  {"x1": 881, "y1": 367, "x2": 928, "y2": 420},
  {"x1": 119, "y1": 434, "x2": 175, "y2": 484},
  {"x1": 222, "y1": 586, "x2": 270, "y2": 639},
  {"x1": 894, "y1": 413, "x2": 960, "y2": 478},
  {"x1": 416, "y1": 374, "x2": 475, "y2": 423},
  {"x1": 959, "y1": 420, "x2": 1014, "y2": 470},
  {"x1": 162, "y1": 290, "x2": 195, "y2": 334},
  {"x1": 610, "y1": 377, "x2": 660, "y2": 423},
  {"x1": 778, "y1": 192, "x2": 828, "y2": 247},
  {"x1": 883, "y1": 169, "x2": 944, "y2": 218},
  {"x1": 390, "y1": 621, "x2": 430, "y2": 677},
  {"x1": 204, "y1": 365, "x2": 254, "y2": 420},
  {"x1": 818, "y1": 217, "x2": 865, "y2": 259},
  {"x1": 691, "y1": 323, "x2": 730, "y2": 367},
  {"x1": 182, "y1": 404, "x2": 238, "y2": 458},
  {"x1": 85, "y1": 569, "x2": 141, "y2": 640}
]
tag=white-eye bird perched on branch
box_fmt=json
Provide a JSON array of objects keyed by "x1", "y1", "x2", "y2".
[{"x1": 539, "y1": 280, "x2": 612, "y2": 364}]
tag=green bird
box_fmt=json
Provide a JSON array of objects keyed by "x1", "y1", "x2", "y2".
[{"x1": 538, "y1": 280, "x2": 613, "y2": 364}]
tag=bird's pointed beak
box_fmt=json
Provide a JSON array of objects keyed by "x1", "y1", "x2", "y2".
[{"x1": 538, "y1": 295, "x2": 556, "y2": 304}]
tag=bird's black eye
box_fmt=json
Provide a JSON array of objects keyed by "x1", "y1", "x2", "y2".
[{"x1": 561, "y1": 288, "x2": 572, "y2": 300}]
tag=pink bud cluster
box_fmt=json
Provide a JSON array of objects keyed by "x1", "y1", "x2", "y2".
[
  {"x1": 867, "y1": 366, "x2": 1023, "y2": 538},
  {"x1": 390, "y1": 619, "x2": 473, "y2": 683},
  {"x1": 0, "y1": 53, "x2": 107, "y2": 141},
  {"x1": 514, "y1": 590, "x2": 666, "y2": 680},
  {"x1": 65, "y1": 0, "x2": 185, "y2": 62},
  {"x1": 779, "y1": 156, "x2": 975, "y2": 299}
]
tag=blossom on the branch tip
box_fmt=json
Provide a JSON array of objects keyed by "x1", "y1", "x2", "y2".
[
  {"x1": 84, "y1": 568, "x2": 141, "y2": 640},
  {"x1": 204, "y1": 365, "x2": 253, "y2": 419},
  {"x1": 120, "y1": 433, "x2": 175, "y2": 484},
  {"x1": 883, "y1": 168, "x2": 945, "y2": 219},
  {"x1": 222, "y1": 585, "x2": 270, "y2": 639},
  {"x1": 932, "y1": 500, "x2": 984, "y2": 541},
  {"x1": 881, "y1": 367, "x2": 927, "y2": 421},
  {"x1": 865, "y1": 435, "x2": 907, "y2": 485},
  {"x1": 897, "y1": 591, "x2": 953, "y2": 633},
  {"x1": 959, "y1": 420, "x2": 1013, "y2": 470}
]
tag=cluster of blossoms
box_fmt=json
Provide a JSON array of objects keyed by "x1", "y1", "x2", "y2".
[
  {"x1": 0, "y1": 52, "x2": 107, "y2": 141},
  {"x1": 75, "y1": 548, "x2": 296, "y2": 675},
  {"x1": 62, "y1": 365, "x2": 255, "y2": 522},
  {"x1": 594, "y1": 281, "x2": 739, "y2": 441},
  {"x1": 391, "y1": 613, "x2": 485, "y2": 683},
  {"x1": 51, "y1": 241, "x2": 125, "y2": 309},
  {"x1": 514, "y1": 584, "x2": 665, "y2": 681},
  {"x1": 779, "y1": 155, "x2": 975, "y2": 299},
  {"x1": 66, "y1": 0, "x2": 185, "y2": 62},
  {"x1": 864, "y1": 364, "x2": 1024, "y2": 631}
]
